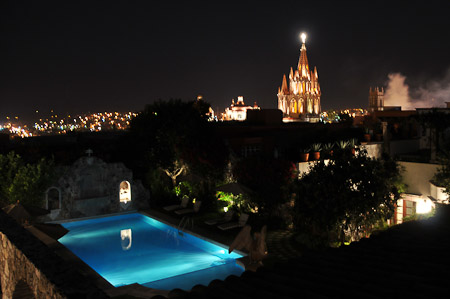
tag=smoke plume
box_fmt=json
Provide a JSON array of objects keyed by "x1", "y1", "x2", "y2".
[{"x1": 384, "y1": 70, "x2": 450, "y2": 110}]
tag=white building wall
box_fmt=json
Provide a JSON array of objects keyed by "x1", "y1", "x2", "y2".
[
  {"x1": 398, "y1": 161, "x2": 439, "y2": 197},
  {"x1": 360, "y1": 143, "x2": 383, "y2": 159},
  {"x1": 430, "y1": 182, "x2": 449, "y2": 203}
]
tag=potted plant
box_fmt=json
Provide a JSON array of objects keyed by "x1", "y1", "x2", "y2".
[
  {"x1": 336, "y1": 140, "x2": 349, "y2": 150},
  {"x1": 322, "y1": 142, "x2": 334, "y2": 158},
  {"x1": 335, "y1": 140, "x2": 349, "y2": 157},
  {"x1": 300, "y1": 147, "x2": 310, "y2": 162},
  {"x1": 348, "y1": 138, "x2": 358, "y2": 155},
  {"x1": 310, "y1": 143, "x2": 322, "y2": 160}
]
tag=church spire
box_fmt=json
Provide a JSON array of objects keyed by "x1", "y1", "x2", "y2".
[
  {"x1": 297, "y1": 33, "x2": 309, "y2": 76},
  {"x1": 281, "y1": 74, "x2": 289, "y2": 94}
]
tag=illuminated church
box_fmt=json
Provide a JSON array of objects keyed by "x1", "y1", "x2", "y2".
[
  {"x1": 223, "y1": 96, "x2": 260, "y2": 121},
  {"x1": 277, "y1": 33, "x2": 321, "y2": 122}
]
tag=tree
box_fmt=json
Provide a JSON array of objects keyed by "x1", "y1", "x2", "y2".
[
  {"x1": 432, "y1": 150, "x2": 450, "y2": 197},
  {"x1": 128, "y1": 99, "x2": 228, "y2": 204},
  {"x1": 192, "y1": 98, "x2": 212, "y2": 120},
  {"x1": 0, "y1": 152, "x2": 55, "y2": 207},
  {"x1": 415, "y1": 110, "x2": 450, "y2": 161},
  {"x1": 338, "y1": 112, "x2": 353, "y2": 125},
  {"x1": 0, "y1": 152, "x2": 23, "y2": 205},
  {"x1": 233, "y1": 156, "x2": 296, "y2": 213},
  {"x1": 129, "y1": 99, "x2": 191, "y2": 178},
  {"x1": 294, "y1": 150, "x2": 402, "y2": 247},
  {"x1": 162, "y1": 160, "x2": 186, "y2": 187}
]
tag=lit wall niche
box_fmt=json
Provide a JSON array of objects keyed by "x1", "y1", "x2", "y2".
[{"x1": 119, "y1": 181, "x2": 131, "y2": 204}]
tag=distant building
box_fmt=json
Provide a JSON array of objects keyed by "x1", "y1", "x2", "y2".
[
  {"x1": 368, "y1": 87, "x2": 384, "y2": 112},
  {"x1": 223, "y1": 96, "x2": 260, "y2": 121},
  {"x1": 277, "y1": 34, "x2": 321, "y2": 122}
]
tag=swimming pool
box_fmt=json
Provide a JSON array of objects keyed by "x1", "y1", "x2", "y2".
[{"x1": 58, "y1": 213, "x2": 244, "y2": 290}]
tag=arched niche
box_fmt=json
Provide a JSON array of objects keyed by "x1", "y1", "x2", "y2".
[
  {"x1": 119, "y1": 181, "x2": 131, "y2": 204},
  {"x1": 12, "y1": 280, "x2": 34, "y2": 298},
  {"x1": 45, "y1": 187, "x2": 61, "y2": 210}
]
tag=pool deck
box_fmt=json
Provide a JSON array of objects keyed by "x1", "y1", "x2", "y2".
[{"x1": 140, "y1": 208, "x2": 302, "y2": 265}]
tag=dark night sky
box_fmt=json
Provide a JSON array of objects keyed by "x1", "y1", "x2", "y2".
[{"x1": 1, "y1": 1, "x2": 449, "y2": 122}]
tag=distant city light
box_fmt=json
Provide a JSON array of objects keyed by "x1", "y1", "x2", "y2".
[{"x1": 1, "y1": 111, "x2": 138, "y2": 138}]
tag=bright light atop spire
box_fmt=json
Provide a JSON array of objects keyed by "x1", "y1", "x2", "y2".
[{"x1": 300, "y1": 33, "x2": 306, "y2": 44}]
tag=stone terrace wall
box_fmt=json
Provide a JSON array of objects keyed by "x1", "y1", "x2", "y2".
[
  {"x1": 0, "y1": 211, "x2": 108, "y2": 299},
  {"x1": 0, "y1": 232, "x2": 64, "y2": 299}
]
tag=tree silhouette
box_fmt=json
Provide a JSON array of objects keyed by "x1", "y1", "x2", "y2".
[
  {"x1": 294, "y1": 150, "x2": 402, "y2": 246},
  {"x1": 0, "y1": 152, "x2": 55, "y2": 207},
  {"x1": 416, "y1": 109, "x2": 450, "y2": 161},
  {"x1": 128, "y1": 99, "x2": 228, "y2": 191}
]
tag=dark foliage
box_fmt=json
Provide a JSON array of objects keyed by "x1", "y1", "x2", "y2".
[
  {"x1": 294, "y1": 149, "x2": 402, "y2": 247},
  {"x1": 414, "y1": 109, "x2": 450, "y2": 154},
  {"x1": 233, "y1": 156, "x2": 296, "y2": 213},
  {"x1": 0, "y1": 151, "x2": 56, "y2": 207},
  {"x1": 127, "y1": 99, "x2": 228, "y2": 204}
]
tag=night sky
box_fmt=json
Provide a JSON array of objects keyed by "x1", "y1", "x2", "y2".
[{"x1": 1, "y1": 1, "x2": 449, "y2": 122}]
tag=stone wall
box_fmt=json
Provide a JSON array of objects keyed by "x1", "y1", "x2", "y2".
[
  {"x1": 360, "y1": 142, "x2": 383, "y2": 159},
  {"x1": 0, "y1": 231, "x2": 65, "y2": 299},
  {"x1": 0, "y1": 210, "x2": 108, "y2": 298},
  {"x1": 42, "y1": 156, "x2": 150, "y2": 221}
]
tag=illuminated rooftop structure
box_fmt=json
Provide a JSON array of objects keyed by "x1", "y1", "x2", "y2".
[
  {"x1": 277, "y1": 33, "x2": 321, "y2": 122},
  {"x1": 224, "y1": 96, "x2": 260, "y2": 121}
]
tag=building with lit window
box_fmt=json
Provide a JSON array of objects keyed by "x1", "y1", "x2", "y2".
[
  {"x1": 277, "y1": 33, "x2": 321, "y2": 122},
  {"x1": 223, "y1": 96, "x2": 260, "y2": 121}
]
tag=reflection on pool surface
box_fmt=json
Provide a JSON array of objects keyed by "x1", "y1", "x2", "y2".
[{"x1": 58, "y1": 213, "x2": 244, "y2": 290}]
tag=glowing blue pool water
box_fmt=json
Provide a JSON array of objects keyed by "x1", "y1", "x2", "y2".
[{"x1": 58, "y1": 213, "x2": 244, "y2": 290}]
